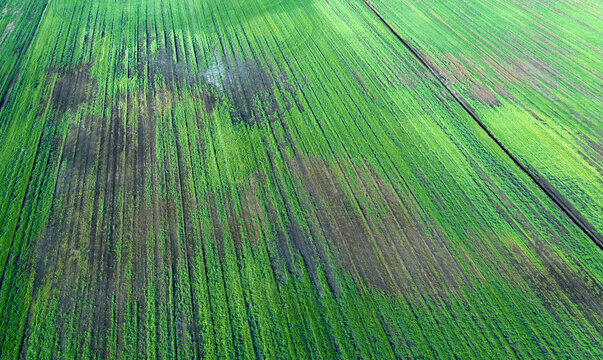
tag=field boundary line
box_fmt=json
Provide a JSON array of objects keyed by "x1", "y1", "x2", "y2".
[{"x1": 361, "y1": 0, "x2": 603, "y2": 249}]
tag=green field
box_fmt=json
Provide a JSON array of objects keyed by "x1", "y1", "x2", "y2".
[{"x1": 0, "y1": 0, "x2": 601, "y2": 358}]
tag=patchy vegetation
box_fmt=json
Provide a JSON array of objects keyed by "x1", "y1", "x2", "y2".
[{"x1": 0, "y1": 0, "x2": 601, "y2": 358}]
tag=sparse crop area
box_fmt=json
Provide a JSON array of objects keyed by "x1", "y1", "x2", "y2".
[{"x1": 0, "y1": 0, "x2": 601, "y2": 358}]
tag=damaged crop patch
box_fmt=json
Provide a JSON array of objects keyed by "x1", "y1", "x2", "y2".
[
  {"x1": 221, "y1": 54, "x2": 294, "y2": 125},
  {"x1": 47, "y1": 62, "x2": 98, "y2": 120},
  {"x1": 26, "y1": 84, "x2": 161, "y2": 357},
  {"x1": 127, "y1": 41, "x2": 300, "y2": 125},
  {"x1": 285, "y1": 156, "x2": 474, "y2": 297},
  {"x1": 439, "y1": 53, "x2": 503, "y2": 106}
]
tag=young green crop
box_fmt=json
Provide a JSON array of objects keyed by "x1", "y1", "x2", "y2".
[{"x1": 0, "y1": 0, "x2": 600, "y2": 358}]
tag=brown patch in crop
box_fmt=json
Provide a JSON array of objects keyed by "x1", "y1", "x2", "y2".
[
  {"x1": 48, "y1": 62, "x2": 98, "y2": 119},
  {"x1": 582, "y1": 135, "x2": 603, "y2": 162},
  {"x1": 239, "y1": 176, "x2": 263, "y2": 242},
  {"x1": 506, "y1": 243, "x2": 603, "y2": 336},
  {"x1": 151, "y1": 46, "x2": 194, "y2": 90},
  {"x1": 445, "y1": 53, "x2": 471, "y2": 81},
  {"x1": 484, "y1": 54, "x2": 566, "y2": 100},
  {"x1": 296, "y1": 157, "x2": 391, "y2": 292},
  {"x1": 350, "y1": 69, "x2": 370, "y2": 95},
  {"x1": 222, "y1": 53, "x2": 294, "y2": 126},
  {"x1": 275, "y1": 154, "x2": 475, "y2": 298},
  {"x1": 385, "y1": 63, "x2": 419, "y2": 89},
  {"x1": 467, "y1": 155, "x2": 602, "y2": 335},
  {"x1": 222, "y1": 143, "x2": 484, "y2": 299},
  {"x1": 441, "y1": 54, "x2": 502, "y2": 106},
  {"x1": 207, "y1": 191, "x2": 226, "y2": 259},
  {"x1": 30, "y1": 107, "x2": 121, "y2": 355},
  {"x1": 468, "y1": 83, "x2": 501, "y2": 106},
  {"x1": 199, "y1": 90, "x2": 217, "y2": 115},
  {"x1": 53, "y1": 120, "x2": 100, "y2": 196},
  {"x1": 136, "y1": 42, "x2": 298, "y2": 123},
  {"x1": 25, "y1": 74, "x2": 161, "y2": 356}
]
